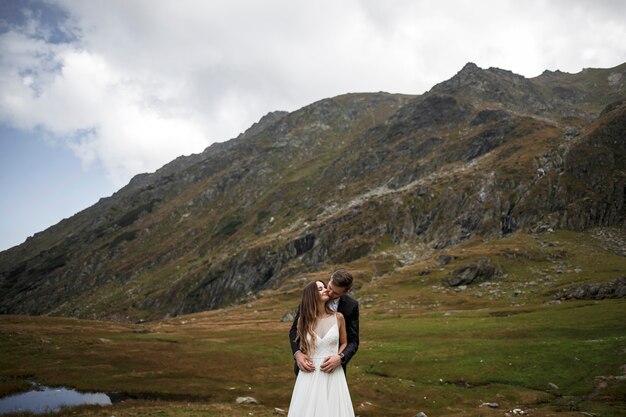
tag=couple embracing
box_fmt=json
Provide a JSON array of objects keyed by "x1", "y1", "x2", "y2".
[{"x1": 287, "y1": 269, "x2": 360, "y2": 417}]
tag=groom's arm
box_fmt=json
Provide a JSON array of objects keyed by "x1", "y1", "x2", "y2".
[
  {"x1": 290, "y1": 307, "x2": 315, "y2": 373},
  {"x1": 341, "y1": 302, "x2": 359, "y2": 365},
  {"x1": 289, "y1": 308, "x2": 300, "y2": 356}
]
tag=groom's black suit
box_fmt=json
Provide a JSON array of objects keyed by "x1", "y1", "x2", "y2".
[{"x1": 290, "y1": 294, "x2": 359, "y2": 376}]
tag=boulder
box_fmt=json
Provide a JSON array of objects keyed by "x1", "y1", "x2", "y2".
[
  {"x1": 557, "y1": 277, "x2": 626, "y2": 300},
  {"x1": 436, "y1": 254, "x2": 457, "y2": 266},
  {"x1": 446, "y1": 258, "x2": 502, "y2": 287},
  {"x1": 281, "y1": 309, "x2": 296, "y2": 323},
  {"x1": 236, "y1": 396, "x2": 258, "y2": 404}
]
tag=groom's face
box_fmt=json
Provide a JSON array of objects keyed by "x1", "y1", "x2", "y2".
[{"x1": 327, "y1": 280, "x2": 347, "y2": 300}]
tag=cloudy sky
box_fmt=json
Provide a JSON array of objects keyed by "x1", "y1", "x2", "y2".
[{"x1": 1, "y1": 0, "x2": 625, "y2": 251}]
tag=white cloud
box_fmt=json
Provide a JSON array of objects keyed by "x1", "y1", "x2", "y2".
[
  {"x1": 0, "y1": 38, "x2": 212, "y2": 185},
  {"x1": 1, "y1": 0, "x2": 625, "y2": 187}
]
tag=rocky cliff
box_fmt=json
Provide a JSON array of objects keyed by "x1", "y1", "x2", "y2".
[{"x1": 1, "y1": 62, "x2": 624, "y2": 321}]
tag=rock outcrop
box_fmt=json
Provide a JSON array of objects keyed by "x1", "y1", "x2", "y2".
[{"x1": 556, "y1": 277, "x2": 626, "y2": 300}]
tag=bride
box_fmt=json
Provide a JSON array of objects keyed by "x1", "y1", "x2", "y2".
[{"x1": 287, "y1": 280, "x2": 355, "y2": 417}]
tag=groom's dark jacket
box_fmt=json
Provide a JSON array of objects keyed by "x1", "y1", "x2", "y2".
[{"x1": 289, "y1": 294, "x2": 359, "y2": 376}]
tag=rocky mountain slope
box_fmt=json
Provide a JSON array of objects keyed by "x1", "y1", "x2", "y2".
[{"x1": 1, "y1": 62, "x2": 624, "y2": 321}]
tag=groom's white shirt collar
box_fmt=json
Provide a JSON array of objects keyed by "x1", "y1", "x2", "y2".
[{"x1": 328, "y1": 297, "x2": 340, "y2": 312}]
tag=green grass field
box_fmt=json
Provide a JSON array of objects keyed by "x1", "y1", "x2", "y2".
[{"x1": 0, "y1": 229, "x2": 624, "y2": 416}]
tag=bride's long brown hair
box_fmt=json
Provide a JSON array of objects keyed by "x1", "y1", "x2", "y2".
[{"x1": 295, "y1": 280, "x2": 333, "y2": 355}]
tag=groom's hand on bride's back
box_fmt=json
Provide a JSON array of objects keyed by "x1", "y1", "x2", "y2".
[{"x1": 295, "y1": 351, "x2": 315, "y2": 373}]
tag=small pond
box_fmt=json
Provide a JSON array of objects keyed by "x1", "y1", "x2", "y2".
[{"x1": 0, "y1": 384, "x2": 112, "y2": 414}]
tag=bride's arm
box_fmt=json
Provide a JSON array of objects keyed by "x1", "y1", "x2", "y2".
[{"x1": 338, "y1": 313, "x2": 347, "y2": 354}]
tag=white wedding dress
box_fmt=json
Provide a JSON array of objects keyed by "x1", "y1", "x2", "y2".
[{"x1": 288, "y1": 314, "x2": 355, "y2": 417}]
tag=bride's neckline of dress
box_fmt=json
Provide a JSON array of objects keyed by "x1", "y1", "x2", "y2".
[{"x1": 313, "y1": 314, "x2": 337, "y2": 340}]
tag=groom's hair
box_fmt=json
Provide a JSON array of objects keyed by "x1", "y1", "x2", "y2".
[{"x1": 330, "y1": 269, "x2": 353, "y2": 291}]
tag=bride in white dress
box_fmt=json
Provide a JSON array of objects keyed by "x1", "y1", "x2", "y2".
[{"x1": 288, "y1": 280, "x2": 355, "y2": 417}]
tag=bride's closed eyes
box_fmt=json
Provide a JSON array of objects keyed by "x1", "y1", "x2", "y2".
[{"x1": 316, "y1": 281, "x2": 329, "y2": 299}]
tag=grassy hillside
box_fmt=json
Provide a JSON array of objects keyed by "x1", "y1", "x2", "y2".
[
  {"x1": 1, "y1": 228, "x2": 624, "y2": 417},
  {"x1": 2, "y1": 63, "x2": 625, "y2": 323}
]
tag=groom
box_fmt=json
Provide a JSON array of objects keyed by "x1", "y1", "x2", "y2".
[{"x1": 290, "y1": 269, "x2": 360, "y2": 376}]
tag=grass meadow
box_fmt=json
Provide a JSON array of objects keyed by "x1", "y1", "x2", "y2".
[{"x1": 0, "y1": 230, "x2": 624, "y2": 416}]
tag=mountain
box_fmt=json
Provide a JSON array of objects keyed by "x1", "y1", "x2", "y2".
[{"x1": 1, "y1": 62, "x2": 625, "y2": 321}]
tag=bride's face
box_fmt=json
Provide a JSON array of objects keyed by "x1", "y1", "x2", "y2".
[{"x1": 316, "y1": 281, "x2": 330, "y2": 302}]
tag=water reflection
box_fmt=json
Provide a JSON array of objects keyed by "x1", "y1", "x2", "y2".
[{"x1": 0, "y1": 385, "x2": 111, "y2": 414}]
